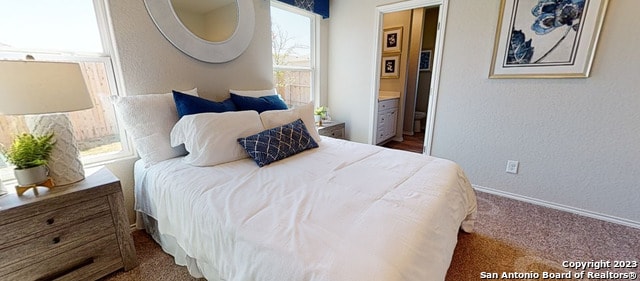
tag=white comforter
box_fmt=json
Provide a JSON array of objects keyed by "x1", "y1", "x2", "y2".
[{"x1": 135, "y1": 137, "x2": 477, "y2": 281}]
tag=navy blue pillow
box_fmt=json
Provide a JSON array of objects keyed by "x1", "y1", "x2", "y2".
[
  {"x1": 229, "y1": 93, "x2": 288, "y2": 113},
  {"x1": 237, "y1": 119, "x2": 318, "y2": 167},
  {"x1": 173, "y1": 90, "x2": 237, "y2": 118}
]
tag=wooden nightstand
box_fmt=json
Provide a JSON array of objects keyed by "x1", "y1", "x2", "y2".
[
  {"x1": 0, "y1": 167, "x2": 137, "y2": 281},
  {"x1": 318, "y1": 121, "x2": 345, "y2": 139}
]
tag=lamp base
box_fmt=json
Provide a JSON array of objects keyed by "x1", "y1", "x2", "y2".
[{"x1": 27, "y1": 114, "x2": 85, "y2": 186}]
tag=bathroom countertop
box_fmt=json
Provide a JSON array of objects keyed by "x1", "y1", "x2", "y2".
[
  {"x1": 378, "y1": 95, "x2": 399, "y2": 101},
  {"x1": 378, "y1": 91, "x2": 400, "y2": 101}
]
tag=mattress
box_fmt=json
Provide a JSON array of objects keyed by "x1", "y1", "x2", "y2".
[{"x1": 135, "y1": 137, "x2": 477, "y2": 281}]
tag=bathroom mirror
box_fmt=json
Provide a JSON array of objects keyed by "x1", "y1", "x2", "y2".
[{"x1": 144, "y1": 0, "x2": 255, "y2": 63}]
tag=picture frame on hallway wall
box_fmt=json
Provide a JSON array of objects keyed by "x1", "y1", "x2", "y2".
[
  {"x1": 489, "y1": 0, "x2": 609, "y2": 78},
  {"x1": 420, "y1": 50, "x2": 432, "y2": 71},
  {"x1": 381, "y1": 55, "x2": 400, "y2": 79},
  {"x1": 382, "y1": 26, "x2": 403, "y2": 53}
]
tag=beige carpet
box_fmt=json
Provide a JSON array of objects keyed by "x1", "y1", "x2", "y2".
[
  {"x1": 101, "y1": 191, "x2": 640, "y2": 281},
  {"x1": 446, "y1": 192, "x2": 640, "y2": 280}
]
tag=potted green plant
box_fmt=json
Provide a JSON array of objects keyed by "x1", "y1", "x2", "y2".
[
  {"x1": 1, "y1": 133, "x2": 55, "y2": 186},
  {"x1": 314, "y1": 106, "x2": 327, "y2": 125}
]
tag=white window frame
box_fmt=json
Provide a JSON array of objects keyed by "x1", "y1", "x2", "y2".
[
  {"x1": 270, "y1": 1, "x2": 322, "y2": 106},
  {"x1": 0, "y1": 0, "x2": 133, "y2": 182}
]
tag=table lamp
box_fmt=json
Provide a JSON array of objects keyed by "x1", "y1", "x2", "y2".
[{"x1": 0, "y1": 60, "x2": 93, "y2": 186}]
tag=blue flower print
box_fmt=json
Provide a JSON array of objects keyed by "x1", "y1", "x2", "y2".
[
  {"x1": 531, "y1": 0, "x2": 585, "y2": 35},
  {"x1": 507, "y1": 29, "x2": 534, "y2": 64}
]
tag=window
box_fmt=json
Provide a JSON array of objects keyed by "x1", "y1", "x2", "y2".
[
  {"x1": 0, "y1": 0, "x2": 128, "y2": 181},
  {"x1": 271, "y1": 2, "x2": 319, "y2": 107}
]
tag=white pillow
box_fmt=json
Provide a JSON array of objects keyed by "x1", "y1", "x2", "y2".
[
  {"x1": 229, "y1": 88, "x2": 278, "y2": 98},
  {"x1": 110, "y1": 88, "x2": 197, "y2": 167},
  {"x1": 259, "y1": 102, "x2": 322, "y2": 143},
  {"x1": 170, "y1": 111, "x2": 265, "y2": 166}
]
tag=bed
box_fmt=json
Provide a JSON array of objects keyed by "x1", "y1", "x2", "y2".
[
  {"x1": 134, "y1": 135, "x2": 476, "y2": 281},
  {"x1": 114, "y1": 89, "x2": 477, "y2": 281}
]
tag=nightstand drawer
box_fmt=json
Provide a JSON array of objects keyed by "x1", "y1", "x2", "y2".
[
  {"x1": 318, "y1": 122, "x2": 346, "y2": 140},
  {"x1": 323, "y1": 127, "x2": 344, "y2": 139},
  {"x1": 0, "y1": 197, "x2": 110, "y2": 246},
  {"x1": 0, "y1": 214, "x2": 115, "y2": 268},
  {"x1": 0, "y1": 168, "x2": 137, "y2": 280},
  {"x1": 0, "y1": 233, "x2": 121, "y2": 281}
]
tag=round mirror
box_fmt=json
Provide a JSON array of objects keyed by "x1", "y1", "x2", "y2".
[
  {"x1": 144, "y1": 0, "x2": 254, "y2": 63},
  {"x1": 170, "y1": 0, "x2": 238, "y2": 42}
]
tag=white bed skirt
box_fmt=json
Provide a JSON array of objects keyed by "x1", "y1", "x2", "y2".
[{"x1": 138, "y1": 212, "x2": 211, "y2": 279}]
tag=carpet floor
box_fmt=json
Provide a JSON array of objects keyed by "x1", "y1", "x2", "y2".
[{"x1": 100, "y1": 191, "x2": 640, "y2": 281}]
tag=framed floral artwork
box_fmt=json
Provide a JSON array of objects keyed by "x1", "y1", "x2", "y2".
[
  {"x1": 419, "y1": 50, "x2": 432, "y2": 71},
  {"x1": 489, "y1": 0, "x2": 608, "y2": 78},
  {"x1": 381, "y1": 55, "x2": 400, "y2": 79},
  {"x1": 383, "y1": 27, "x2": 403, "y2": 53}
]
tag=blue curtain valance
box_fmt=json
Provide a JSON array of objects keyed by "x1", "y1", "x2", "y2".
[{"x1": 276, "y1": 0, "x2": 329, "y2": 18}]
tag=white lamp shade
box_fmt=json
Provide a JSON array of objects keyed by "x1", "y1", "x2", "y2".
[
  {"x1": 0, "y1": 60, "x2": 93, "y2": 186},
  {"x1": 0, "y1": 61, "x2": 93, "y2": 115}
]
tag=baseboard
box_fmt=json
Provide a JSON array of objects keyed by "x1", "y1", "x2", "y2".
[{"x1": 472, "y1": 184, "x2": 640, "y2": 230}]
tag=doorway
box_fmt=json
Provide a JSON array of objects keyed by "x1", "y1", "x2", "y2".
[
  {"x1": 371, "y1": 0, "x2": 448, "y2": 156},
  {"x1": 379, "y1": 7, "x2": 439, "y2": 153}
]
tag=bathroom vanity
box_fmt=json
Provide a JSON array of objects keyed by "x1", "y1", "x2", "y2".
[{"x1": 376, "y1": 96, "x2": 399, "y2": 144}]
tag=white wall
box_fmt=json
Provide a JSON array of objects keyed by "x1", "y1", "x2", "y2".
[
  {"x1": 105, "y1": 0, "x2": 273, "y2": 223},
  {"x1": 433, "y1": 1, "x2": 640, "y2": 225},
  {"x1": 327, "y1": 0, "x2": 640, "y2": 225},
  {"x1": 327, "y1": 0, "x2": 378, "y2": 141}
]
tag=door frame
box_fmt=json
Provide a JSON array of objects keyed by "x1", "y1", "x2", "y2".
[{"x1": 370, "y1": 0, "x2": 448, "y2": 155}]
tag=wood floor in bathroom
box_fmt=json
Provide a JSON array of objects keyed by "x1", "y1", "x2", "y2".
[{"x1": 382, "y1": 131, "x2": 425, "y2": 154}]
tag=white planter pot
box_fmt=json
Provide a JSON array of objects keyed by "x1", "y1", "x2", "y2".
[
  {"x1": 0, "y1": 178, "x2": 6, "y2": 197},
  {"x1": 14, "y1": 165, "x2": 49, "y2": 186}
]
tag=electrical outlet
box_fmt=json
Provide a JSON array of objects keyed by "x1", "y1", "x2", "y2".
[{"x1": 506, "y1": 160, "x2": 519, "y2": 174}]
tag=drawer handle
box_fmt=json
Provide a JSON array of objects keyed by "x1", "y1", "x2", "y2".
[
  {"x1": 52, "y1": 237, "x2": 61, "y2": 244},
  {"x1": 46, "y1": 218, "x2": 55, "y2": 225}
]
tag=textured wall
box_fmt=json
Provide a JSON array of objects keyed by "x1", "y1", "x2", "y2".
[
  {"x1": 108, "y1": 0, "x2": 273, "y2": 100},
  {"x1": 104, "y1": 0, "x2": 273, "y2": 223},
  {"x1": 327, "y1": 0, "x2": 378, "y2": 141},
  {"x1": 328, "y1": 0, "x2": 640, "y2": 225},
  {"x1": 432, "y1": 0, "x2": 640, "y2": 224}
]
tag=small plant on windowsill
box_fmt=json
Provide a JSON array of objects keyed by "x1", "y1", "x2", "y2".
[
  {"x1": 314, "y1": 106, "x2": 327, "y2": 126},
  {"x1": 1, "y1": 133, "x2": 55, "y2": 186}
]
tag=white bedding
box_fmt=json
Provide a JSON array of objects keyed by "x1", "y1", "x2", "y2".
[{"x1": 135, "y1": 137, "x2": 477, "y2": 281}]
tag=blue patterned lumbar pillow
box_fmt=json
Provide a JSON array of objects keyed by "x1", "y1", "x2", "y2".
[
  {"x1": 173, "y1": 90, "x2": 237, "y2": 118},
  {"x1": 237, "y1": 118, "x2": 318, "y2": 167},
  {"x1": 229, "y1": 93, "x2": 288, "y2": 113}
]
